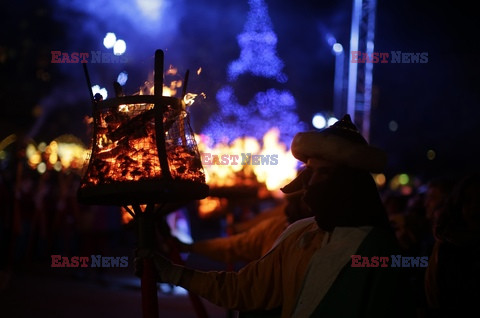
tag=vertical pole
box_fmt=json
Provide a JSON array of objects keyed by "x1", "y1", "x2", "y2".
[
  {"x1": 82, "y1": 63, "x2": 95, "y2": 106},
  {"x1": 180, "y1": 70, "x2": 190, "y2": 146},
  {"x1": 333, "y1": 49, "x2": 345, "y2": 119},
  {"x1": 362, "y1": 0, "x2": 377, "y2": 142},
  {"x1": 181, "y1": 69, "x2": 190, "y2": 100},
  {"x1": 154, "y1": 49, "x2": 173, "y2": 179},
  {"x1": 137, "y1": 204, "x2": 159, "y2": 318},
  {"x1": 158, "y1": 216, "x2": 209, "y2": 318},
  {"x1": 347, "y1": 0, "x2": 362, "y2": 122}
]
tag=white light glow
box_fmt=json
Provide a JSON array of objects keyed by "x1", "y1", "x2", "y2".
[
  {"x1": 113, "y1": 39, "x2": 126, "y2": 55},
  {"x1": 327, "y1": 117, "x2": 338, "y2": 126},
  {"x1": 312, "y1": 113, "x2": 326, "y2": 129},
  {"x1": 103, "y1": 32, "x2": 117, "y2": 49},
  {"x1": 332, "y1": 43, "x2": 343, "y2": 54},
  {"x1": 136, "y1": 0, "x2": 162, "y2": 20},
  {"x1": 92, "y1": 85, "x2": 108, "y2": 100}
]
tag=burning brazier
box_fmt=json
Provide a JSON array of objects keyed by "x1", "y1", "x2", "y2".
[
  {"x1": 77, "y1": 50, "x2": 210, "y2": 318},
  {"x1": 78, "y1": 51, "x2": 209, "y2": 206}
]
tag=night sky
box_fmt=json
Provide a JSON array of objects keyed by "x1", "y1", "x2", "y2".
[{"x1": 1, "y1": 0, "x2": 478, "y2": 182}]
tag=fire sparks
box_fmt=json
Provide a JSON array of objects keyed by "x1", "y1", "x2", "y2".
[
  {"x1": 136, "y1": 67, "x2": 204, "y2": 107},
  {"x1": 183, "y1": 93, "x2": 197, "y2": 107}
]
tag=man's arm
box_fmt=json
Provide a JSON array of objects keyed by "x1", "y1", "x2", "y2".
[
  {"x1": 155, "y1": 242, "x2": 285, "y2": 312},
  {"x1": 188, "y1": 225, "x2": 267, "y2": 263},
  {"x1": 188, "y1": 215, "x2": 287, "y2": 264},
  {"x1": 185, "y1": 246, "x2": 284, "y2": 311}
]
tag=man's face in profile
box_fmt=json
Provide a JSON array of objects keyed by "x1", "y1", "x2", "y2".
[{"x1": 302, "y1": 158, "x2": 341, "y2": 231}]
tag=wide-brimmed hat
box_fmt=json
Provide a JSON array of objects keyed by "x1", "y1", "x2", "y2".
[{"x1": 281, "y1": 114, "x2": 387, "y2": 193}]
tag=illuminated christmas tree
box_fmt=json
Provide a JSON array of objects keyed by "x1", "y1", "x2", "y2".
[{"x1": 202, "y1": 0, "x2": 305, "y2": 145}]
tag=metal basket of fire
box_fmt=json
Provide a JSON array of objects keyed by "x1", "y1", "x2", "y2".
[{"x1": 78, "y1": 53, "x2": 209, "y2": 206}]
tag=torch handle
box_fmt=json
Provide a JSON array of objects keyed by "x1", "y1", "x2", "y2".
[
  {"x1": 141, "y1": 258, "x2": 159, "y2": 318},
  {"x1": 158, "y1": 216, "x2": 209, "y2": 318},
  {"x1": 137, "y1": 204, "x2": 159, "y2": 318}
]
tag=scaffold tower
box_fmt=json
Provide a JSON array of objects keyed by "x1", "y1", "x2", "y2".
[{"x1": 346, "y1": 0, "x2": 377, "y2": 142}]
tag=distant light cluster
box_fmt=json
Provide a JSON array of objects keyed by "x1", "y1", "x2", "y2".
[
  {"x1": 102, "y1": 32, "x2": 126, "y2": 55},
  {"x1": 227, "y1": 0, "x2": 286, "y2": 83}
]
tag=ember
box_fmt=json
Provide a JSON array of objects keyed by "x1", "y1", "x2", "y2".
[
  {"x1": 78, "y1": 50, "x2": 208, "y2": 206},
  {"x1": 81, "y1": 101, "x2": 203, "y2": 186}
]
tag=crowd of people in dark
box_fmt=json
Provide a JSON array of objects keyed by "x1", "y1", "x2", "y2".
[
  {"x1": 1, "y1": 117, "x2": 479, "y2": 317},
  {"x1": 0, "y1": 157, "x2": 126, "y2": 281}
]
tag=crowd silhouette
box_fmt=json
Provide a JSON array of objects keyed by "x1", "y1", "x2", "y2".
[{"x1": 0, "y1": 136, "x2": 478, "y2": 318}]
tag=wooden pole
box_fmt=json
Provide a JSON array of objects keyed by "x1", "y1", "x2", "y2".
[
  {"x1": 137, "y1": 204, "x2": 159, "y2": 318},
  {"x1": 153, "y1": 49, "x2": 173, "y2": 180}
]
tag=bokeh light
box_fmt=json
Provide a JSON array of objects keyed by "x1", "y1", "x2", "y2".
[
  {"x1": 388, "y1": 120, "x2": 398, "y2": 132},
  {"x1": 327, "y1": 117, "x2": 338, "y2": 126},
  {"x1": 103, "y1": 32, "x2": 117, "y2": 49},
  {"x1": 113, "y1": 39, "x2": 127, "y2": 55},
  {"x1": 91, "y1": 85, "x2": 108, "y2": 100},
  {"x1": 312, "y1": 113, "x2": 326, "y2": 129},
  {"x1": 117, "y1": 71, "x2": 128, "y2": 86},
  {"x1": 332, "y1": 43, "x2": 343, "y2": 54}
]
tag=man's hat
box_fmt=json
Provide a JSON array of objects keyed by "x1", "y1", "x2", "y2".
[{"x1": 281, "y1": 114, "x2": 387, "y2": 193}]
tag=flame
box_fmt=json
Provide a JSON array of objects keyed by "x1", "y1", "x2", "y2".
[
  {"x1": 253, "y1": 128, "x2": 298, "y2": 192},
  {"x1": 183, "y1": 93, "x2": 198, "y2": 107},
  {"x1": 197, "y1": 197, "x2": 228, "y2": 218},
  {"x1": 166, "y1": 65, "x2": 177, "y2": 76},
  {"x1": 195, "y1": 128, "x2": 299, "y2": 217},
  {"x1": 81, "y1": 66, "x2": 206, "y2": 187},
  {"x1": 119, "y1": 204, "x2": 150, "y2": 224},
  {"x1": 196, "y1": 127, "x2": 297, "y2": 192},
  {"x1": 135, "y1": 67, "x2": 203, "y2": 105},
  {"x1": 120, "y1": 206, "x2": 134, "y2": 224}
]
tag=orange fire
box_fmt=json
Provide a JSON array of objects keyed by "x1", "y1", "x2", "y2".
[
  {"x1": 196, "y1": 128, "x2": 298, "y2": 192},
  {"x1": 195, "y1": 128, "x2": 299, "y2": 218},
  {"x1": 83, "y1": 65, "x2": 299, "y2": 221},
  {"x1": 81, "y1": 64, "x2": 207, "y2": 189},
  {"x1": 120, "y1": 206, "x2": 134, "y2": 224}
]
